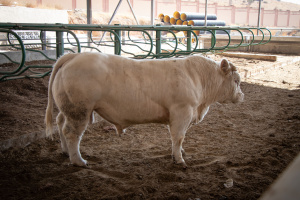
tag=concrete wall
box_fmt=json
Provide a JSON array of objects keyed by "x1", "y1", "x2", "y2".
[
  {"x1": 0, "y1": 50, "x2": 56, "y2": 65},
  {"x1": 203, "y1": 35, "x2": 300, "y2": 55},
  {"x1": 0, "y1": 6, "x2": 68, "y2": 23},
  {"x1": 1, "y1": 1, "x2": 300, "y2": 27}
]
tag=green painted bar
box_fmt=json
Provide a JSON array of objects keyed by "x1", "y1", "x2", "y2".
[
  {"x1": 187, "y1": 30, "x2": 191, "y2": 52},
  {"x1": 0, "y1": 29, "x2": 26, "y2": 75},
  {"x1": 114, "y1": 25, "x2": 121, "y2": 55},
  {"x1": 155, "y1": 25, "x2": 161, "y2": 58},
  {"x1": 56, "y1": 31, "x2": 64, "y2": 58},
  {"x1": 0, "y1": 23, "x2": 272, "y2": 81}
]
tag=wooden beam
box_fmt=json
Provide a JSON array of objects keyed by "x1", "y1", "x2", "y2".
[{"x1": 221, "y1": 52, "x2": 277, "y2": 61}]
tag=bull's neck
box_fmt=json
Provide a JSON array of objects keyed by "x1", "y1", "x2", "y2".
[
  {"x1": 203, "y1": 71, "x2": 223, "y2": 104},
  {"x1": 189, "y1": 61, "x2": 223, "y2": 105}
]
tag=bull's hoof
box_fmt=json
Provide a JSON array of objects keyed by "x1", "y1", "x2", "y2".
[
  {"x1": 182, "y1": 162, "x2": 188, "y2": 169},
  {"x1": 175, "y1": 161, "x2": 188, "y2": 169},
  {"x1": 68, "y1": 162, "x2": 90, "y2": 169},
  {"x1": 172, "y1": 156, "x2": 188, "y2": 169},
  {"x1": 70, "y1": 158, "x2": 88, "y2": 168},
  {"x1": 71, "y1": 162, "x2": 90, "y2": 168}
]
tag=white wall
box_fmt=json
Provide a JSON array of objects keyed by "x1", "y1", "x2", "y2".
[{"x1": 0, "y1": 6, "x2": 68, "y2": 23}]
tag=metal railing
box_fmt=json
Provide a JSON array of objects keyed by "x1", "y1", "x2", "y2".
[{"x1": 0, "y1": 23, "x2": 272, "y2": 81}]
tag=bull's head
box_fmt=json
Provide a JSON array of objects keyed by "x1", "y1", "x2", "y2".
[{"x1": 218, "y1": 59, "x2": 244, "y2": 104}]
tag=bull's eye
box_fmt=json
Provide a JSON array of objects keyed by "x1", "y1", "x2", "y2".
[{"x1": 234, "y1": 80, "x2": 239, "y2": 86}]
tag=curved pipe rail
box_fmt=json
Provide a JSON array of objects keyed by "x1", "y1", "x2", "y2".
[
  {"x1": 0, "y1": 23, "x2": 272, "y2": 81},
  {"x1": 0, "y1": 29, "x2": 26, "y2": 75}
]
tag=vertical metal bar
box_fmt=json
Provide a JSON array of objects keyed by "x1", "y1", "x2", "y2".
[
  {"x1": 87, "y1": 0, "x2": 92, "y2": 24},
  {"x1": 151, "y1": 0, "x2": 155, "y2": 38},
  {"x1": 56, "y1": 31, "x2": 64, "y2": 58},
  {"x1": 211, "y1": 29, "x2": 216, "y2": 49},
  {"x1": 187, "y1": 30, "x2": 192, "y2": 52},
  {"x1": 87, "y1": 0, "x2": 92, "y2": 47},
  {"x1": 122, "y1": 31, "x2": 126, "y2": 45},
  {"x1": 114, "y1": 25, "x2": 121, "y2": 55},
  {"x1": 257, "y1": 0, "x2": 262, "y2": 35},
  {"x1": 205, "y1": 0, "x2": 208, "y2": 26},
  {"x1": 151, "y1": 0, "x2": 154, "y2": 26},
  {"x1": 155, "y1": 25, "x2": 161, "y2": 58},
  {"x1": 41, "y1": 31, "x2": 46, "y2": 50}
]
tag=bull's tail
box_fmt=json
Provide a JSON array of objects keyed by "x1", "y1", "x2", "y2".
[{"x1": 45, "y1": 53, "x2": 78, "y2": 138}]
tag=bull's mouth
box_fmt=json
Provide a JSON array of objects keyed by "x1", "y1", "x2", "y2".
[
  {"x1": 218, "y1": 92, "x2": 244, "y2": 104},
  {"x1": 233, "y1": 92, "x2": 244, "y2": 103}
]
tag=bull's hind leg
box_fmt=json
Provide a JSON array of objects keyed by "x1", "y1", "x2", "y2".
[
  {"x1": 62, "y1": 116, "x2": 90, "y2": 167},
  {"x1": 56, "y1": 112, "x2": 68, "y2": 154},
  {"x1": 169, "y1": 105, "x2": 193, "y2": 168}
]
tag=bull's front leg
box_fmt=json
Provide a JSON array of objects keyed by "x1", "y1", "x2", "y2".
[{"x1": 169, "y1": 105, "x2": 193, "y2": 168}]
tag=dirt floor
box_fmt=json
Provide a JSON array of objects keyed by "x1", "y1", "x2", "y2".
[{"x1": 0, "y1": 54, "x2": 300, "y2": 200}]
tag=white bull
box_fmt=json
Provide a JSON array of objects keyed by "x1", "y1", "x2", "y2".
[{"x1": 45, "y1": 52, "x2": 244, "y2": 168}]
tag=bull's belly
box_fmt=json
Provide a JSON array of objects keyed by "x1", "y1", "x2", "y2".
[{"x1": 94, "y1": 100, "x2": 170, "y2": 127}]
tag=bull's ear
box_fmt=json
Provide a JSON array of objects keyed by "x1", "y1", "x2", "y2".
[{"x1": 220, "y1": 59, "x2": 230, "y2": 75}]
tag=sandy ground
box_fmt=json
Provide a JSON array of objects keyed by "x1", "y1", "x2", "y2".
[{"x1": 0, "y1": 54, "x2": 300, "y2": 200}]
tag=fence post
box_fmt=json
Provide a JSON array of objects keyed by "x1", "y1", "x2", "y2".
[
  {"x1": 56, "y1": 31, "x2": 64, "y2": 58},
  {"x1": 211, "y1": 29, "x2": 216, "y2": 49},
  {"x1": 114, "y1": 24, "x2": 121, "y2": 55},
  {"x1": 41, "y1": 31, "x2": 46, "y2": 50},
  {"x1": 187, "y1": 30, "x2": 192, "y2": 52},
  {"x1": 155, "y1": 24, "x2": 161, "y2": 58}
]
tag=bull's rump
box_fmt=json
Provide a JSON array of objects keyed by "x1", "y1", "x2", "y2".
[{"x1": 52, "y1": 53, "x2": 200, "y2": 126}]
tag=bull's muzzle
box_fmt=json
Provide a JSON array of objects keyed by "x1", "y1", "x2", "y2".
[{"x1": 234, "y1": 92, "x2": 244, "y2": 103}]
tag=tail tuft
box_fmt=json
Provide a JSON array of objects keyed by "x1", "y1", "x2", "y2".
[{"x1": 45, "y1": 102, "x2": 54, "y2": 139}]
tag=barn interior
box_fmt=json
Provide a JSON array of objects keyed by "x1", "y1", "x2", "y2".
[{"x1": 0, "y1": 0, "x2": 300, "y2": 199}]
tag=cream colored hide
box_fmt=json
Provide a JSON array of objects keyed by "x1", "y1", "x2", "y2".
[{"x1": 45, "y1": 52, "x2": 244, "y2": 168}]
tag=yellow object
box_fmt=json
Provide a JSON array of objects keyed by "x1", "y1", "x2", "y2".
[
  {"x1": 188, "y1": 20, "x2": 194, "y2": 26},
  {"x1": 176, "y1": 19, "x2": 183, "y2": 25},
  {"x1": 163, "y1": 15, "x2": 170, "y2": 23},
  {"x1": 170, "y1": 17, "x2": 176, "y2": 25},
  {"x1": 173, "y1": 11, "x2": 180, "y2": 19},
  {"x1": 158, "y1": 13, "x2": 164, "y2": 21},
  {"x1": 182, "y1": 21, "x2": 188, "y2": 25},
  {"x1": 181, "y1": 13, "x2": 187, "y2": 21}
]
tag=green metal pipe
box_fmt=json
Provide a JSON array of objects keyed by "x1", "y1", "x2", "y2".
[
  {"x1": 210, "y1": 29, "x2": 231, "y2": 51},
  {"x1": 56, "y1": 31, "x2": 64, "y2": 58},
  {"x1": 226, "y1": 28, "x2": 244, "y2": 49},
  {"x1": 249, "y1": 28, "x2": 265, "y2": 45},
  {"x1": 256, "y1": 28, "x2": 272, "y2": 45},
  {"x1": 0, "y1": 23, "x2": 273, "y2": 81},
  {"x1": 187, "y1": 30, "x2": 192, "y2": 52},
  {"x1": 0, "y1": 29, "x2": 26, "y2": 75},
  {"x1": 155, "y1": 26, "x2": 161, "y2": 58},
  {"x1": 114, "y1": 25, "x2": 121, "y2": 55}
]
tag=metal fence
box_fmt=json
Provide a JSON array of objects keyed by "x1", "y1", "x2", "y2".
[{"x1": 0, "y1": 23, "x2": 271, "y2": 81}]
